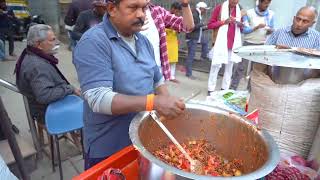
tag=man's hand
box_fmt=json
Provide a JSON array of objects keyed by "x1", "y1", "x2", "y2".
[
  {"x1": 202, "y1": 24, "x2": 208, "y2": 31},
  {"x1": 235, "y1": 21, "x2": 244, "y2": 27},
  {"x1": 276, "y1": 44, "x2": 290, "y2": 49},
  {"x1": 223, "y1": 18, "x2": 231, "y2": 25},
  {"x1": 73, "y1": 88, "x2": 81, "y2": 96},
  {"x1": 254, "y1": 23, "x2": 266, "y2": 30},
  {"x1": 224, "y1": 17, "x2": 236, "y2": 25},
  {"x1": 266, "y1": 28, "x2": 273, "y2": 35},
  {"x1": 154, "y1": 95, "x2": 185, "y2": 119}
]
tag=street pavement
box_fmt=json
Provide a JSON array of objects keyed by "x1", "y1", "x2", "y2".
[{"x1": 0, "y1": 40, "x2": 230, "y2": 179}]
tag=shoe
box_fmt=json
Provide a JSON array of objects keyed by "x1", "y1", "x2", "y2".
[
  {"x1": 207, "y1": 91, "x2": 213, "y2": 96},
  {"x1": 170, "y1": 79, "x2": 180, "y2": 83},
  {"x1": 201, "y1": 57, "x2": 210, "y2": 61},
  {"x1": 9, "y1": 53, "x2": 17, "y2": 57},
  {"x1": 186, "y1": 75, "x2": 197, "y2": 80}
]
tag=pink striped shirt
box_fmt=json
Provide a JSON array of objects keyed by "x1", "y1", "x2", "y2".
[{"x1": 149, "y1": 4, "x2": 189, "y2": 80}]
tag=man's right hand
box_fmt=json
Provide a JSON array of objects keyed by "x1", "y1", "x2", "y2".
[
  {"x1": 154, "y1": 95, "x2": 185, "y2": 119},
  {"x1": 255, "y1": 23, "x2": 266, "y2": 30},
  {"x1": 223, "y1": 18, "x2": 231, "y2": 25}
]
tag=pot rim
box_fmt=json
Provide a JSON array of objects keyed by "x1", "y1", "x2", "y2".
[{"x1": 129, "y1": 103, "x2": 280, "y2": 180}]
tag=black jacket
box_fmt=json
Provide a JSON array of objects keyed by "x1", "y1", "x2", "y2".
[
  {"x1": 64, "y1": 0, "x2": 94, "y2": 26},
  {"x1": 16, "y1": 52, "x2": 74, "y2": 121},
  {"x1": 186, "y1": 9, "x2": 205, "y2": 40},
  {"x1": 72, "y1": 9, "x2": 103, "y2": 40}
]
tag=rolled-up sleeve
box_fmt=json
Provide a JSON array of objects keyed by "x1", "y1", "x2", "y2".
[
  {"x1": 242, "y1": 15, "x2": 253, "y2": 34},
  {"x1": 73, "y1": 37, "x2": 113, "y2": 92}
]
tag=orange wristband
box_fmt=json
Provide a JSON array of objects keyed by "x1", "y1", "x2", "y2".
[{"x1": 146, "y1": 94, "x2": 155, "y2": 111}]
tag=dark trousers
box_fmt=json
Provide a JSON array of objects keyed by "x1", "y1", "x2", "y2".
[
  {"x1": 185, "y1": 35, "x2": 209, "y2": 77},
  {"x1": 0, "y1": 28, "x2": 14, "y2": 55},
  {"x1": 230, "y1": 42, "x2": 259, "y2": 90}
]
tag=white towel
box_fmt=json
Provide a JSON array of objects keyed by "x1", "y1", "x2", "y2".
[{"x1": 211, "y1": 0, "x2": 242, "y2": 65}]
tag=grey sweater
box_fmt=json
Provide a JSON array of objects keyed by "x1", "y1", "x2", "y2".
[{"x1": 16, "y1": 52, "x2": 74, "y2": 121}]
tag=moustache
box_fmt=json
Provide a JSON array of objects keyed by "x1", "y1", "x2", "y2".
[{"x1": 132, "y1": 18, "x2": 145, "y2": 26}]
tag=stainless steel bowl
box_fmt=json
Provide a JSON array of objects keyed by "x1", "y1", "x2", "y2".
[{"x1": 129, "y1": 103, "x2": 280, "y2": 180}]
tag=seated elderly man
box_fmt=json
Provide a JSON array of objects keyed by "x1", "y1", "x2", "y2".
[
  {"x1": 15, "y1": 24, "x2": 81, "y2": 146},
  {"x1": 266, "y1": 6, "x2": 320, "y2": 50}
]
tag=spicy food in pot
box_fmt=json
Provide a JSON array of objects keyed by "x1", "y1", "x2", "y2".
[{"x1": 153, "y1": 140, "x2": 243, "y2": 177}]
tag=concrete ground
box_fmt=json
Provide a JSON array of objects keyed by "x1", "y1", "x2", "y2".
[{"x1": 0, "y1": 40, "x2": 233, "y2": 179}]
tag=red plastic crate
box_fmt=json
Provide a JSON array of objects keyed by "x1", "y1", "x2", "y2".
[{"x1": 73, "y1": 146, "x2": 139, "y2": 180}]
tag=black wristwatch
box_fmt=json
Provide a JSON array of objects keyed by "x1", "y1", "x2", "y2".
[{"x1": 181, "y1": 3, "x2": 189, "y2": 7}]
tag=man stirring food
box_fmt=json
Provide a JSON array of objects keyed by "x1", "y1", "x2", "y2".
[{"x1": 73, "y1": 0, "x2": 186, "y2": 169}]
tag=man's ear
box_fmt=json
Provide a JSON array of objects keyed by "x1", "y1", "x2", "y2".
[
  {"x1": 311, "y1": 19, "x2": 316, "y2": 26},
  {"x1": 36, "y1": 41, "x2": 43, "y2": 50},
  {"x1": 106, "y1": 2, "x2": 117, "y2": 17}
]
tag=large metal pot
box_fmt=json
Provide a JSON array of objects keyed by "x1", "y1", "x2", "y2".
[
  {"x1": 267, "y1": 66, "x2": 320, "y2": 84},
  {"x1": 129, "y1": 103, "x2": 280, "y2": 180}
]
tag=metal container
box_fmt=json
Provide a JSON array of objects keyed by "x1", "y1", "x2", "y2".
[
  {"x1": 234, "y1": 45, "x2": 320, "y2": 84},
  {"x1": 267, "y1": 66, "x2": 320, "y2": 84},
  {"x1": 129, "y1": 103, "x2": 280, "y2": 180}
]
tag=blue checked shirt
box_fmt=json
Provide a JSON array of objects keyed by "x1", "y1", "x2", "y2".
[{"x1": 266, "y1": 26, "x2": 320, "y2": 50}]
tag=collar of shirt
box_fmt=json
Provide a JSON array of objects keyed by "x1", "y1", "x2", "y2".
[
  {"x1": 102, "y1": 15, "x2": 139, "y2": 40},
  {"x1": 102, "y1": 15, "x2": 144, "y2": 58},
  {"x1": 285, "y1": 25, "x2": 310, "y2": 37},
  {"x1": 254, "y1": 6, "x2": 269, "y2": 17},
  {"x1": 196, "y1": 8, "x2": 202, "y2": 20}
]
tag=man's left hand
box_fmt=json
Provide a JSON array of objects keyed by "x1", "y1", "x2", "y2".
[
  {"x1": 236, "y1": 21, "x2": 244, "y2": 27},
  {"x1": 266, "y1": 28, "x2": 273, "y2": 35},
  {"x1": 202, "y1": 25, "x2": 208, "y2": 31},
  {"x1": 73, "y1": 88, "x2": 81, "y2": 96}
]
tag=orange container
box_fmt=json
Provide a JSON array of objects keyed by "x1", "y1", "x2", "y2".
[{"x1": 73, "y1": 146, "x2": 139, "y2": 180}]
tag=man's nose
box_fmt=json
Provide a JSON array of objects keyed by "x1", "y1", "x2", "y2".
[
  {"x1": 136, "y1": 8, "x2": 146, "y2": 19},
  {"x1": 296, "y1": 20, "x2": 303, "y2": 27}
]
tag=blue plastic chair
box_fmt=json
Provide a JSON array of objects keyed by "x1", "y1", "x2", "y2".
[{"x1": 45, "y1": 95, "x2": 84, "y2": 180}]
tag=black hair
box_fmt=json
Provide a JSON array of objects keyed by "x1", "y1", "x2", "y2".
[
  {"x1": 107, "y1": 0, "x2": 121, "y2": 5},
  {"x1": 259, "y1": 0, "x2": 272, "y2": 3},
  {"x1": 171, "y1": 2, "x2": 182, "y2": 10}
]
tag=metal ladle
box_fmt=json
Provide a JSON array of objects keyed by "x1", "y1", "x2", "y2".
[{"x1": 149, "y1": 90, "x2": 203, "y2": 174}]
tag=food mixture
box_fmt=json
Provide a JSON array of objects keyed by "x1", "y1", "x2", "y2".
[{"x1": 153, "y1": 140, "x2": 243, "y2": 177}]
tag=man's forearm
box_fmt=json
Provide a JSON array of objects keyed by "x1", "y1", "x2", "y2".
[
  {"x1": 111, "y1": 84, "x2": 170, "y2": 115},
  {"x1": 111, "y1": 94, "x2": 147, "y2": 115},
  {"x1": 181, "y1": 4, "x2": 194, "y2": 30}
]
